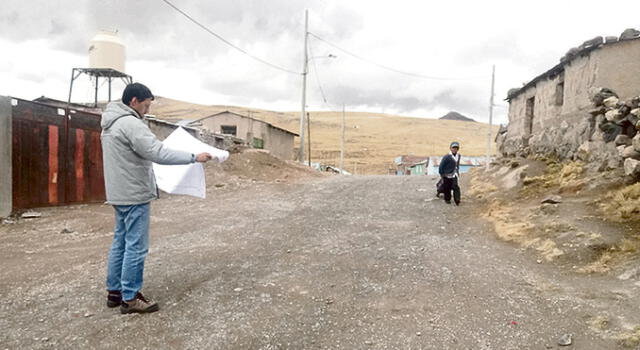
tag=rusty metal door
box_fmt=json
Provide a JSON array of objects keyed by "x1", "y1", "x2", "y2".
[{"x1": 11, "y1": 98, "x2": 105, "y2": 209}]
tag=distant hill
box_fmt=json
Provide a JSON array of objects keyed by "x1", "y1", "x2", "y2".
[
  {"x1": 439, "y1": 111, "x2": 475, "y2": 122},
  {"x1": 151, "y1": 97, "x2": 497, "y2": 174}
]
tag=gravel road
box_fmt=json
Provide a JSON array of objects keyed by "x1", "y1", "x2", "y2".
[{"x1": 0, "y1": 175, "x2": 628, "y2": 349}]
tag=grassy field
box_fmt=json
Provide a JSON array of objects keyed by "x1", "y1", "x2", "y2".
[{"x1": 151, "y1": 97, "x2": 499, "y2": 174}]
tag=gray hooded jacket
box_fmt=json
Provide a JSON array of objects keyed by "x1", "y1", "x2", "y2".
[{"x1": 101, "y1": 102, "x2": 193, "y2": 205}]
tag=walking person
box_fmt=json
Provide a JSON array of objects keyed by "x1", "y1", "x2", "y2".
[
  {"x1": 438, "y1": 141, "x2": 461, "y2": 205},
  {"x1": 101, "y1": 83, "x2": 213, "y2": 314}
]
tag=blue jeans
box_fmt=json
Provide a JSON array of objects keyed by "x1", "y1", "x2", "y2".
[{"x1": 106, "y1": 203, "x2": 150, "y2": 301}]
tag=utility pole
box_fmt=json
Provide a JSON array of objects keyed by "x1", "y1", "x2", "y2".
[
  {"x1": 307, "y1": 112, "x2": 311, "y2": 166},
  {"x1": 487, "y1": 65, "x2": 495, "y2": 169},
  {"x1": 298, "y1": 9, "x2": 309, "y2": 163},
  {"x1": 340, "y1": 104, "x2": 345, "y2": 173}
]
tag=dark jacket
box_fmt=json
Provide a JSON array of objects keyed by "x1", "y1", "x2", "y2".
[{"x1": 438, "y1": 153, "x2": 460, "y2": 178}]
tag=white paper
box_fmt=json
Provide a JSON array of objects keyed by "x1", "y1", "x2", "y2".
[{"x1": 153, "y1": 127, "x2": 229, "y2": 198}]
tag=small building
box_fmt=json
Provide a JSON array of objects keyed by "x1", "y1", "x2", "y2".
[
  {"x1": 192, "y1": 111, "x2": 298, "y2": 160},
  {"x1": 427, "y1": 156, "x2": 488, "y2": 175},
  {"x1": 408, "y1": 159, "x2": 428, "y2": 175},
  {"x1": 394, "y1": 155, "x2": 429, "y2": 175},
  {"x1": 499, "y1": 30, "x2": 640, "y2": 159}
]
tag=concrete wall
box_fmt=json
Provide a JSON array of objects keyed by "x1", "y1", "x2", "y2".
[
  {"x1": 265, "y1": 125, "x2": 295, "y2": 160},
  {"x1": 0, "y1": 96, "x2": 12, "y2": 217},
  {"x1": 200, "y1": 112, "x2": 296, "y2": 160},
  {"x1": 501, "y1": 39, "x2": 640, "y2": 159},
  {"x1": 200, "y1": 113, "x2": 263, "y2": 142}
]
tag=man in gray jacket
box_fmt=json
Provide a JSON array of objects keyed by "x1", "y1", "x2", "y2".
[{"x1": 102, "y1": 83, "x2": 212, "y2": 314}]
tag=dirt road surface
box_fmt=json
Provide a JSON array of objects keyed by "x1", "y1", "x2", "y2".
[{"x1": 1, "y1": 175, "x2": 636, "y2": 349}]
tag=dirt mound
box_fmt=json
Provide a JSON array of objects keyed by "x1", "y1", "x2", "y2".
[
  {"x1": 203, "y1": 149, "x2": 326, "y2": 191},
  {"x1": 468, "y1": 157, "x2": 640, "y2": 274}
]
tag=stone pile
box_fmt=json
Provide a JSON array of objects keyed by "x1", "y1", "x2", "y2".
[
  {"x1": 590, "y1": 88, "x2": 640, "y2": 177},
  {"x1": 560, "y1": 28, "x2": 640, "y2": 63}
]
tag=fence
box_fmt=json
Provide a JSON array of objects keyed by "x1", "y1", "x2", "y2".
[{"x1": 10, "y1": 98, "x2": 105, "y2": 210}]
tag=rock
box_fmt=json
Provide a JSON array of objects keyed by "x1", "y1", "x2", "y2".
[
  {"x1": 541, "y1": 195, "x2": 562, "y2": 204},
  {"x1": 626, "y1": 114, "x2": 640, "y2": 128},
  {"x1": 60, "y1": 228, "x2": 73, "y2": 234},
  {"x1": 21, "y1": 211, "x2": 41, "y2": 218},
  {"x1": 603, "y1": 96, "x2": 620, "y2": 108},
  {"x1": 580, "y1": 36, "x2": 603, "y2": 49},
  {"x1": 633, "y1": 135, "x2": 640, "y2": 152},
  {"x1": 507, "y1": 88, "x2": 520, "y2": 98},
  {"x1": 590, "y1": 88, "x2": 618, "y2": 106},
  {"x1": 558, "y1": 333, "x2": 573, "y2": 346},
  {"x1": 624, "y1": 158, "x2": 640, "y2": 177},
  {"x1": 605, "y1": 36, "x2": 618, "y2": 43},
  {"x1": 615, "y1": 134, "x2": 632, "y2": 146},
  {"x1": 565, "y1": 47, "x2": 580, "y2": 59},
  {"x1": 620, "y1": 28, "x2": 640, "y2": 41},
  {"x1": 600, "y1": 122, "x2": 622, "y2": 142},
  {"x1": 631, "y1": 109, "x2": 640, "y2": 118},
  {"x1": 617, "y1": 145, "x2": 627, "y2": 156},
  {"x1": 589, "y1": 107, "x2": 607, "y2": 116},
  {"x1": 622, "y1": 146, "x2": 640, "y2": 160},
  {"x1": 631, "y1": 97, "x2": 640, "y2": 109},
  {"x1": 2, "y1": 219, "x2": 17, "y2": 225}
]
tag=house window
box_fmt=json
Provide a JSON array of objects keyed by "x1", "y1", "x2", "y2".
[
  {"x1": 252, "y1": 137, "x2": 264, "y2": 149},
  {"x1": 555, "y1": 73, "x2": 565, "y2": 106},
  {"x1": 525, "y1": 97, "x2": 535, "y2": 136},
  {"x1": 221, "y1": 125, "x2": 237, "y2": 136}
]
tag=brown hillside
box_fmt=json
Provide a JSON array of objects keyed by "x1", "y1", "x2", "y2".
[{"x1": 151, "y1": 97, "x2": 499, "y2": 174}]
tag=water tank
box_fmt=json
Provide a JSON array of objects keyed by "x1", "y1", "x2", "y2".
[{"x1": 88, "y1": 30, "x2": 126, "y2": 73}]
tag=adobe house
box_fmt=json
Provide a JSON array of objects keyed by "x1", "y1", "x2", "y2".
[
  {"x1": 499, "y1": 29, "x2": 640, "y2": 161},
  {"x1": 192, "y1": 111, "x2": 298, "y2": 160}
]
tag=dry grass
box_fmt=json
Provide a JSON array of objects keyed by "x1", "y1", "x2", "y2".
[
  {"x1": 589, "y1": 315, "x2": 610, "y2": 332},
  {"x1": 578, "y1": 251, "x2": 614, "y2": 274},
  {"x1": 520, "y1": 161, "x2": 585, "y2": 197},
  {"x1": 467, "y1": 173, "x2": 498, "y2": 199},
  {"x1": 599, "y1": 183, "x2": 640, "y2": 221},
  {"x1": 481, "y1": 200, "x2": 566, "y2": 261},
  {"x1": 151, "y1": 97, "x2": 500, "y2": 174},
  {"x1": 617, "y1": 326, "x2": 640, "y2": 348}
]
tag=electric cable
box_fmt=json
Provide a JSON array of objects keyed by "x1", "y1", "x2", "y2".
[
  {"x1": 160, "y1": 0, "x2": 299, "y2": 75},
  {"x1": 307, "y1": 41, "x2": 330, "y2": 105},
  {"x1": 309, "y1": 32, "x2": 488, "y2": 81}
]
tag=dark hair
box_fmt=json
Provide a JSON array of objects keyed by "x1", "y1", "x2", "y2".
[{"x1": 122, "y1": 83, "x2": 154, "y2": 106}]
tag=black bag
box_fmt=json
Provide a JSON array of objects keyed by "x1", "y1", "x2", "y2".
[{"x1": 436, "y1": 178, "x2": 444, "y2": 197}]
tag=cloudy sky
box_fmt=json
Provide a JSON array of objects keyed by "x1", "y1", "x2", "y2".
[{"x1": 1, "y1": 0, "x2": 639, "y2": 124}]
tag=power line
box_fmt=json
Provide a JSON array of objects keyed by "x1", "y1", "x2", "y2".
[
  {"x1": 160, "y1": 0, "x2": 299, "y2": 75},
  {"x1": 307, "y1": 41, "x2": 330, "y2": 105},
  {"x1": 309, "y1": 32, "x2": 488, "y2": 81}
]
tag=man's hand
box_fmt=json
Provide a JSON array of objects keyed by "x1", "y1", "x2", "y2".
[{"x1": 195, "y1": 152, "x2": 213, "y2": 163}]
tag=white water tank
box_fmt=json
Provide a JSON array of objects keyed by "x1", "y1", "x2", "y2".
[{"x1": 88, "y1": 30, "x2": 126, "y2": 73}]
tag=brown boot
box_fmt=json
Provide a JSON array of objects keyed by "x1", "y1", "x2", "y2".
[{"x1": 120, "y1": 293, "x2": 159, "y2": 314}]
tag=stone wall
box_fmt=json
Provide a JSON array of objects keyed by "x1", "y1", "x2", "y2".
[{"x1": 499, "y1": 29, "x2": 640, "y2": 174}]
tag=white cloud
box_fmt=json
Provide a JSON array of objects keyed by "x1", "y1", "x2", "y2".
[{"x1": 2, "y1": 0, "x2": 640, "y2": 125}]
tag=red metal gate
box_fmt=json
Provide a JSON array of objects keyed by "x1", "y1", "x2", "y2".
[{"x1": 12, "y1": 98, "x2": 105, "y2": 209}]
